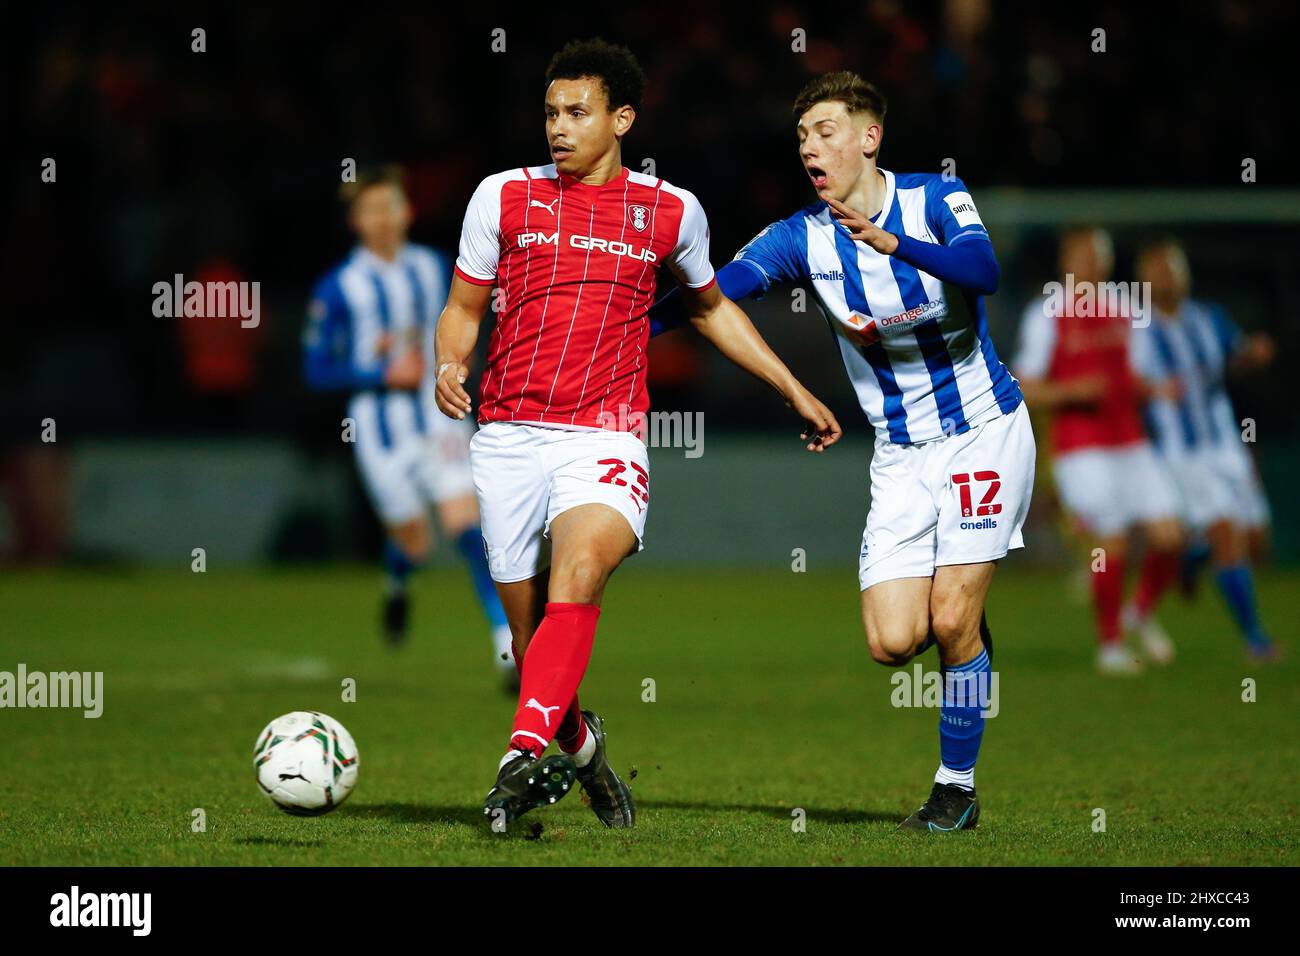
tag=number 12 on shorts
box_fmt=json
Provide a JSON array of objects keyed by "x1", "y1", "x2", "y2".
[{"x1": 951, "y1": 470, "x2": 1002, "y2": 518}]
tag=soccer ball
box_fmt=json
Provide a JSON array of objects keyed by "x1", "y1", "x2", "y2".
[{"x1": 253, "y1": 711, "x2": 359, "y2": 815}]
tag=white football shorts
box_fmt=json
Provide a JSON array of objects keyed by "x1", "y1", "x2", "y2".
[
  {"x1": 351, "y1": 391, "x2": 476, "y2": 525},
  {"x1": 859, "y1": 401, "x2": 1036, "y2": 590},
  {"x1": 1209, "y1": 441, "x2": 1271, "y2": 529},
  {"x1": 470, "y1": 422, "x2": 650, "y2": 583},
  {"x1": 1051, "y1": 440, "x2": 1180, "y2": 538},
  {"x1": 1158, "y1": 443, "x2": 1261, "y2": 533}
]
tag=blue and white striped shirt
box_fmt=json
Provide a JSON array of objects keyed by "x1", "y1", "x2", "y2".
[
  {"x1": 1131, "y1": 298, "x2": 1244, "y2": 455},
  {"x1": 733, "y1": 170, "x2": 1021, "y2": 445},
  {"x1": 303, "y1": 243, "x2": 452, "y2": 449}
]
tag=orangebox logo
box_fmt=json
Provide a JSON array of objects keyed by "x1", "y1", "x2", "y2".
[{"x1": 50, "y1": 886, "x2": 151, "y2": 936}]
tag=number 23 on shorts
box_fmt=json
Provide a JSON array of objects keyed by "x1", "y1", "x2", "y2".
[{"x1": 598, "y1": 458, "x2": 650, "y2": 513}]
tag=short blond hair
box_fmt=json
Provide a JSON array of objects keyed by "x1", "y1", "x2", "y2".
[{"x1": 339, "y1": 164, "x2": 406, "y2": 208}]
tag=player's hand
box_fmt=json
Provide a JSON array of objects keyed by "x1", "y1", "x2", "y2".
[
  {"x1": 1242, "y1": 332, "x2": 1276, "y2": 368},
  {"x1": 434, "y1": 361, "x2": 473, "y2": 420},
  {"x1": 824, "y1": 197, "x2": 899, "y2": 255},
  {"x1": 785, "y1": 385, "x2": 842, "y2": 453},
  {"x1": 1066, "y1": 374, "x2": 1108, "y2": 404},
  {"x1": 1151, "y1": 377, "x2": 1183, "y2": 403},
  {"x1": 383, "y1": 351, "x2": 424, "y2": 390}
]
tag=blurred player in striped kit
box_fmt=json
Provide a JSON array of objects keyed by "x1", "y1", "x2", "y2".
[
  {"x1": 1014, "y1": 227, "x2": 1183, "y2": 675},
  {"x1": 303, "y1": 167, "x2": 515, "y2": 682},
  {"x1": 1132, "y1": 238, "x2": 1279, "y2": 662}
]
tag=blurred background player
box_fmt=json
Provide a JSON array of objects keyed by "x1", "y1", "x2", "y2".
[
  {"x1": 1168, "y1": 268, "x2": 1276, "y2": 593},
  {"x1": 1132, "y1": 237, "x2": 1279, "y2": 662},
  {"x1": 302, "y1": 167, "x2": 514, "y2": 681},
  {"x1": 1013, "y1": 226, "x2": 1182, "y2": 675}
]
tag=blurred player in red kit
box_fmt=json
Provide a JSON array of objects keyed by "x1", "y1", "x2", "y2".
[{"x1": 1014, "y1": 227, "x2": 1183, "y2": 675}]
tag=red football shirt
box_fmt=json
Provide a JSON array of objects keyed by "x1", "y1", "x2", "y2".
[
  {"x1": 1015, "y1": 293, "x2": 1148, "y2": 454},
  {"x1": 454, "y1": 164, "x2": 716, "y2": 431}
]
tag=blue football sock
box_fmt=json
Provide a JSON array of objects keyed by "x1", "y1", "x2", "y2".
[
  {"x1": 383, "y1": 539, "x2": 419, "y2": 592},
  {"x1": 1214, "y1": 564, "x2": 1270, "y2": 648},
  {"x1": 938, "y1": 648, "x2": 991, "y2": 790},
  {"x1": 457, "y1": 527, "x2": 508, "y2": 628}
]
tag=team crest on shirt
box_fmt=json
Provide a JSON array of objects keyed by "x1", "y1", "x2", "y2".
[{"x1": 627, "y1": 204, "x2": 650, "y2": 232}]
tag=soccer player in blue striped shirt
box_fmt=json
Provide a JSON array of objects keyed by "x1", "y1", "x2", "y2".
[
  {"x1": 303, "y1": 167, "x2": 515, "y2": 681},
  {"x1": 1131, "y1": 238, "x2": 1278, "y2": 661},
  {"x1": 651, "y1": 72, "x2": 1035, "y2": 830}
]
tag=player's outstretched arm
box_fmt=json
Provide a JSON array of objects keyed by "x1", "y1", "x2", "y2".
[
  {"x1": 1016, "y1": 374, "x2": 1107, "y2": 410},
  {"x1": 681, "y1": 282, "x2": 842, "y2": 452},
  {"x1": 432, "y1": 275, "x2": 493, "y2": 420},
  {"x1": 1012, "y1": 301, "x2": 1109, "y2": 409},
  {"x1": 648, "y1": 260, "x2": 767, "y2": 338}
]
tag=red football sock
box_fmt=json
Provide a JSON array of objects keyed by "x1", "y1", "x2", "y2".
[
  {"x1": 512, "y1": 624, "x2": 587, "y2": 754},
  {"x1": 1091, "y1": 555, "x2": 1126, "y2": 645},
  {"x1": 1134, "y1": 548, "x2": 1179, "y2": 619},
  {"x1": 509, "y1": 602, "x2": 599, "y2": 756}
]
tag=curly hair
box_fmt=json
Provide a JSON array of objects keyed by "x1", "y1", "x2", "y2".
[{"x1": 545, "y1": 38, "x2": 645, "y2": 112}]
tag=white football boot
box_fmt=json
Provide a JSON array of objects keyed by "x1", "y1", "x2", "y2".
[
  {"x1": 1122, "y1": 604, "x2": 1176, "y2": 666},
  {"x1": 1096, "y1": 642, "x2": 1143, "y2": 676}
]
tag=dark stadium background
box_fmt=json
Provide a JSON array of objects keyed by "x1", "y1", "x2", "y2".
[{"x1": 4, "y1": 1, "x2": 1298, "y2": 565}]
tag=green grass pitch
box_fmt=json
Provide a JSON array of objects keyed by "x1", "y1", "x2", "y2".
[{"x1": 2, "y1": 564, "x2": 1296, "y2": 866}]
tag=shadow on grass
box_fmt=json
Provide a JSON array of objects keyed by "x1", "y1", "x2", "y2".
[
  {"x1": 637, "y1": 800, "x2": 899, "y2": 824},
  {"x1": 235, "y1": 836, "x2": 326, "y2": 848},
  {"x1": 344, "y1": 802, "x2": 492, "y2": 828},
  {"x1": 345, "y1": 801, "x2": 898, "y2": 828}
]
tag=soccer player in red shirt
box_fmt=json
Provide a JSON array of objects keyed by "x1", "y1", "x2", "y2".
[
  {"x1": 432, "y1": 39, "x2": 841, "y2": 828},
  {"x1": 1014, "y1": 227, "x2": 1183, "y2": 675}
]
